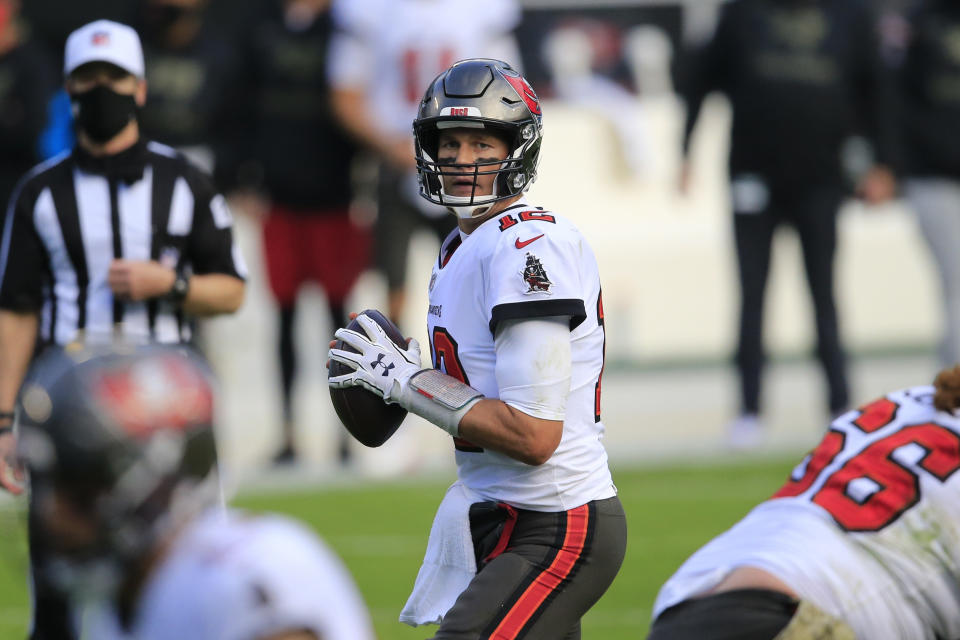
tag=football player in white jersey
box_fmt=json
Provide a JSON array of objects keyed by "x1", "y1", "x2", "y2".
[
  {"x1": 648, "y1": 366, "x2": 960, "y2": 640},
  {"x1": 328, "y1": 0, "x2": 522, "y2": 323},
  {"x1": 17, "y1": 344, "x2": 375, "y2": 640},
  {"x1": 328, "y1": 59, "x2": 626, "y2": 639}
]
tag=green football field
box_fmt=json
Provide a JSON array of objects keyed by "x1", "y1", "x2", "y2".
[{"x1": 0, "y1": 456, "x2": 798, "y2": 639}]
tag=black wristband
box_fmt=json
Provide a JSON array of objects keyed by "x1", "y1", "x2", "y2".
[
  {"x1": 0, "y1": 426, "x2": 12, "y2": 437},
  {"x1": 166, "y1": 268, "x2": 190, "y2": 306},
  {"x1": 0, "y1": 411, "x2": 14, "y2": 421}
]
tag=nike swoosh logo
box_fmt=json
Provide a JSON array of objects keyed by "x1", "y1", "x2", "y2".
[{"x1": 515, "y1": 234, "x2": 545, "y2": 249}]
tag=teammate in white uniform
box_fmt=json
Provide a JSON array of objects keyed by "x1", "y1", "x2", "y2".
[
  {"x1": 78, "y1": 512, "x2": 374, "y2": 640},
  {"x1": 648, "y1": 367, "x2": 960, "y2": 640},
  {"x1": 328, "y1": 0, "x2": 521, "y2": 322},
  {"x1": 17, "y1": 344, "x2": 374, "y2": 640},
  {"x1": 328, "y1": 59, "x2": 625, "y2": 639}
]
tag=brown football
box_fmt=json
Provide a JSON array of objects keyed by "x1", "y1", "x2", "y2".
[{"x1": 329, "y1": 310, "x2": 409, "y2": 447}]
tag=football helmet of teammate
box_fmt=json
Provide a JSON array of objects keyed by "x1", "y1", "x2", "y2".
[
  {"x1": 17, "y1": 343, "x2": 219, "y2": 599},
  {"x1": 413, "y1": 58, "x2": 543, "y2": 219}
]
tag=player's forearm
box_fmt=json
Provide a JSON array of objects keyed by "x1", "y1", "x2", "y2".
[
  {"x1": 331, "y1": 88, "x2": 395, "y2": 157},
  {"x1": 457, "y1": 399, "x2": 562, "y2": 466},
  {"x1": 388, "y1": 367, "x2": 563, "y2": 466},
  {"x1": 182, "y1": 274, "x2": 245, "y2": 316},
  {"x1": 0, "y1": 310, "x2": 38, "y2": 412}
]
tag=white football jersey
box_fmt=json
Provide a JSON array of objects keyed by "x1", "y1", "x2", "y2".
[
  {"x1": 654, "y1": 386, "x2": 960, "y2": 640},
  {"x1": 328, "y1": 0, "x2": 522, "y2": 138},
  {"x1": 426, "y1": 199, "x2": 616, "y2": 511},
  {"x1": 78, "y1": 511, "x2": 375, "y2": 640}
]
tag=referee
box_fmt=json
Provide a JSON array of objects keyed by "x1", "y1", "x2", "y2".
[{"x1": 0, "y1": 20, "x2": 246, "y2": 640}]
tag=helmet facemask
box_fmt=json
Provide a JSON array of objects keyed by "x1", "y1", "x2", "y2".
[
  {"x1": 27, "y1": 471, "x2": 126, "y2": 602},
  {"x1": 415, "y1": 121, "x2": 540, "y2": 219},
  {"x1": 25, "y1": 424, "x2": 220, "y2": 601}
]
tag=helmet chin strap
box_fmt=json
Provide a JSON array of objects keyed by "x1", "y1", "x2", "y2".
[{"x1": 447, "y1": 201, "x2": 493, "y2": 220}]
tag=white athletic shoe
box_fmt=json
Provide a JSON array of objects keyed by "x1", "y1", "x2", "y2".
[{"x1": 725, "y1": 413, "x2": 765, "y2": 451}]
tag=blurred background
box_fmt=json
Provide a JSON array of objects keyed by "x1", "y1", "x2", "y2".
[
  {"x1": 3, "y1": 0, "x2": 957, "y2": 637},
  {"x1": 0, "y1": 0, "x2": 945, "y2": 481}
]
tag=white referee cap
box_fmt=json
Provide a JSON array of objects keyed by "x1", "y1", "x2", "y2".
[{"x1": 64, "y1": 20, "x2": 145, "y2": 78}]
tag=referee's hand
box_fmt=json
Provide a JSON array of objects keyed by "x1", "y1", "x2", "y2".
[
  {"x1": 108, "y1": 259, "x2": 176, "y2": 301},
  {"x1": 0, "y1": 431, "x2": 24, "y2": 495}
]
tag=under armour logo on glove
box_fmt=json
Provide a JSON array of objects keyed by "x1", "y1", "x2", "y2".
[
  {"x1": 329, "y1": 314, "x2": 422, "y2": 404},
  {"x1": 371, "y1": 354, "x2": 396, "y2": 376},
  {"x1": 330, "y1": 313, "x2": 483, "y2": 438}
]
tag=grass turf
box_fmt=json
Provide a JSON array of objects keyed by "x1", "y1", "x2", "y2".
[{"x1": 0, "y1": 455, "x2": 797, "y2": 639}]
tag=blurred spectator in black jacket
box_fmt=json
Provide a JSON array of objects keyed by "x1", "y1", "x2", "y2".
[
  {"x1": 680, "y1": 0, "x2": 897, "y2": 448},
  {"x1": 0, "y1": 0, "x2": 57, "y2": 210},
  {"x1": 893, "y1": 0, "x2": 960, "y2": 368},
  {"x1": 239, "y1": 0, "x2": 369, "y2": 466},
  {"x1": 137, "y1": 0, "x2": 243, "y2": 182}
]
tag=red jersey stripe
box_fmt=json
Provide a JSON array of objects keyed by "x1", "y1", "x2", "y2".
[{"x1": 488, "y1": 505, "x2": 590, "y2": 639}]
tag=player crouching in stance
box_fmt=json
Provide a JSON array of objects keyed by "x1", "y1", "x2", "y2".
[
  {"x1": 648, "y1": 366, "x2": 960, "y2": 640},
  {"x1": 18, "y1": 344, "x2": 375, "y2": 640},
  {"x1": 328, "y1": 59, "x2": 626, "y2": 639}
]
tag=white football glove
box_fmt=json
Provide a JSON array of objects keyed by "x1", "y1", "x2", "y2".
[
  {"x1": 328, "y1": 313, "x2": 483, "y2": 436},
  {"x1": 328, "y1": 314, "x2": 421, "y2": 404}
]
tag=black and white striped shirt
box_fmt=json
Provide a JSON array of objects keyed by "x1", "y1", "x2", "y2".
[{"x1": 0, "y1": 140, "x2": 246, "y2": 345}]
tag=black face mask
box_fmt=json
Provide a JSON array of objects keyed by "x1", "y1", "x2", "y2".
[{"x1": 72, "y1": 85, "x2": 138, "y2": 143}]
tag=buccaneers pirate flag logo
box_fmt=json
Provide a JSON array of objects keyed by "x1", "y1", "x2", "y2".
[{"x1": 521, "y1": 252, "x2": 552, "y2": 294}]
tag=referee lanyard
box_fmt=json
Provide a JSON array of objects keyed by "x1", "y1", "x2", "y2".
[{"x1": 107, "y1": 176, "x2": 125, "y2": 330}]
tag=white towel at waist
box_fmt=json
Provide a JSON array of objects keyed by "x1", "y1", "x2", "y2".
[{"x1": 399, "y1": 481, "x2": 482, "y2": 627}]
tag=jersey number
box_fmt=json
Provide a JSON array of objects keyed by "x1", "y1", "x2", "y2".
[
  {"x1": 498, "y1": 210, "x2": 557, "y2": 232},
  {"x1": 430, "y1": 327, "x2": 483, "y2": 452},
  {"x1": 773, "y1": 398, "x2": 960, "y2": 531}
]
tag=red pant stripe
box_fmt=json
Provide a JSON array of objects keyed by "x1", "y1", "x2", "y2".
[{"x1": 488, "y1": 504, "x2": 590, "y2": 639}]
